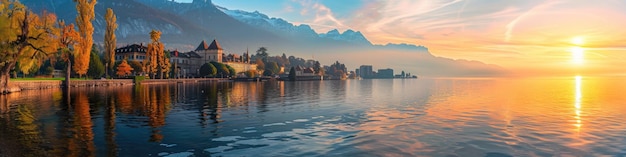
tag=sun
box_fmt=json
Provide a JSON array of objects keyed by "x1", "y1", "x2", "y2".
[
  {"x1": 570, "y1": 47, "x2": 584, "y2": 64},
  {"x1": 571, "y1": 37, "x2": 584, "y2": 45},
  {"x1": 569, "y1": 37, "x2": 585, "y2": 65}
]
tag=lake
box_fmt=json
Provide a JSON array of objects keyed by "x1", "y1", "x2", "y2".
[{"x1": 1, "y1": 77, "x2": 626, "y2": 156}]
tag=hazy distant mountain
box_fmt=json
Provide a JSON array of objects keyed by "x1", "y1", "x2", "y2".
[{"x1": 21, "y1": 0, "x2": 507, "y2": 76}]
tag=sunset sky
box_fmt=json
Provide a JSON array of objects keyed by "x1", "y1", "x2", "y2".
[{"x1": 178, "y1": 0, "x2": 626, "y2": 76}]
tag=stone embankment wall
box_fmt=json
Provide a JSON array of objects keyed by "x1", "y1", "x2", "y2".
[
  {"x1": 140, "y1": 78, "x2": 228, "y2": 84},
  {"x1": 9, "y1": 80, "x2": 134, "y2": 91},
  {"x1": 8, "y1": 78, "x2": 228, "y2": 91}
]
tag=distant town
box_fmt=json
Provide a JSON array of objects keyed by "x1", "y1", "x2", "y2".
[{"x1": 113, "y1": 39, "x2": 417, "y2": 81}]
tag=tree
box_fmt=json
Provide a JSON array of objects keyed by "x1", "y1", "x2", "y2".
[
  {"x1": 73, "y1": 0, "x2": 97, "y2": 78},
  {"x1": 244, "y1": 70, "x2": 257, "y2": 78},
  {"x1": 116, "y1": 59, "x2": 133, "y2": 77},
  {"x1": 144, "y1": 30, "x2": 164, "y2": 78},
  {"x1": 255, "y1": 58, "x2": 265, "y2": 71},
  {"x1": 226, "y1": 65, "x2": 236, "y2": 77},
  {"x1": 210, "y1": 61, "x2": 229, "y2": 77},
  {"x1": 57, "y1": 20, "x2": 79, "y2": 80},
  {"x1": 0, "y1": 1, "x2": 59, "y2": 92},
  {"x1": 256, "y1": 47, "x2": 268, "y2": 62},
  {"x1": 199, "y1": 63, "x2": 216, "y2": 77},
  {"x1": 87, "y1": 46, "x2": 104, "y2": 78},
  {"x1": 266, "y1": 62, "x2": 280, "y2": 75},
  {"x1": 104, "y1": 8, "x2": 117, "y2": 75},
  {"x1": 281, "y1": 53, "x2": 289, "y2": 67},
  {"x1": 128, "y1": 60, "x2": 143, "y2": 75},
  {"x1": 288, "y1": 67, "x2": 296, "y2": 81},
  {"x1": 313, "y1": 61, "x2": 321, "y2": 74}
]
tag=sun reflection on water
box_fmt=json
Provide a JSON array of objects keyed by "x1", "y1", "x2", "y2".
[{"x1": 574, "y1": 76, "x2": 582, "y2": 132}]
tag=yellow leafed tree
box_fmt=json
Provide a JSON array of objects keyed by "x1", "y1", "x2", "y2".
[
  {"x1": 0, "y1": 0, "x2": 59, "y2": 92},
  {"x1": 104, "y1": 8, "x2": 117, "y2": 74},
  {"x1": 116, "y1": 59, "x2": 133, "y2": 77},
  {"x1": 57, "y1": 20, "x2": 79, "y2": 79},
  {"x1": 145, "y1": 30, "x2": 163, "y2": 78},
  {"x1": 73, "y1": 0, "x2": 97, "y2": 78}
]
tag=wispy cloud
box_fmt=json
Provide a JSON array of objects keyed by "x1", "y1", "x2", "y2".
[{"x1": 292, "y1": 0, "x2": 348, "y2": 33}]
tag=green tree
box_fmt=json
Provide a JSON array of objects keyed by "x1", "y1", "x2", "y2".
[
  {"x1": 256, "y1": 47, "x2": 268, "y2": 62},
  {"x1": 289, "y1": 67, "x2": 296, "y2": 81},
  {"x1": 199, "y1": 63, "x2": 216, "y2": 77},
  {"x1": 244, "y1": 70, "x2": 257, "y2": 78},
  {"x1": 87, "y1": 46, "x2": 104, "y2": 78},
  {"x1": 226, "y1": 64, "x2": 236, "y2": 77},
  {"x1": 210, "y1": 61, "x2": 229, "y2": 77},
  {"x1": 313, "y1": 61, "x2": 321, "y2": 74},
  {"x1": 266, "y1": 62, "x2": 279, "y2": 75}
]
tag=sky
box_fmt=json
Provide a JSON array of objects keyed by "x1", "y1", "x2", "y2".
[{"x1": 176, "y1": 0, "x2": 626, "y2": 76}]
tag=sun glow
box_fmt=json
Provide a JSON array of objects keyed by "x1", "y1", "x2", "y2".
[
  {"x1": 570, "y1": 47, "x2": 584, "y2": 64},
  {"x1": 569, "y1": 37, "x2": 585, "y2": 65},
  {"x1": 571, "y1": 37, "x2": 584, "y2": 45}
]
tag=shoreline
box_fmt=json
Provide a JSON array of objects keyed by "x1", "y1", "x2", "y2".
[{"x1": 7, "y1": 78, "x2": 230, "y2": 93}]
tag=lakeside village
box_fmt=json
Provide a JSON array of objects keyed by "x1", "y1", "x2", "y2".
[
  {"x1": 0, "y1": 0, "x2": 415, "y2": 92},
  {"x1": 106, "y1": 39, "x2": 418, "y2": 81}
]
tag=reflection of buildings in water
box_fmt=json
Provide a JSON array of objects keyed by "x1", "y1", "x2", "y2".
[{"x1": 201, "y1": 84, "x2": 222, "y2": 126}]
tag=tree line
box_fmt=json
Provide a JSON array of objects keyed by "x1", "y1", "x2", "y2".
[
  {"x1": 0, "y1": 0, "x2": 177, "y2": 92},
  {"x1": 248, "y1": 47, "x2": 349, "y2": 79}
]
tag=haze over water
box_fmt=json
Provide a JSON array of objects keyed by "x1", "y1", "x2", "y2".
[{"x1": 1, "y1": 77, "x2": 626, "y2": 156}]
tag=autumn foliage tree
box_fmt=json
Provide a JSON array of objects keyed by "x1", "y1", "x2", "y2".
[
  {"x1": 57, "y1": 20, "x2": 79, "y2": 79},
  {"x1": 73, "y1": 0, "x2": 97, "y2": 78},
  {"x1": 0, "y1": 0, "x2": 59, "y2": 92},
  {"x1": 104, "y1": 8, "x2": 117, "y2": 74},
  {"x1": 116, "y1": 59, "x2": 133, "y2": 77},
  {"x1": 144, "y1": 30, "x2": 167, "y2": 78}
]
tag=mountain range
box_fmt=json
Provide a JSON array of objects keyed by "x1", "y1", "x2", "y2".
[{"x1": 21, "y1": 0, "x2": 507, "y2": 77}]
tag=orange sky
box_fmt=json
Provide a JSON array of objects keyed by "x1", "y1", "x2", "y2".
[{"x1": 214, "y1": 0, "x2": 626, "y2": 76}]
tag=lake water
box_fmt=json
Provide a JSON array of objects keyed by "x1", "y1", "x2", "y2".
[{"x1": 1, "y1": 77, "x2": 626, "y2": 156}]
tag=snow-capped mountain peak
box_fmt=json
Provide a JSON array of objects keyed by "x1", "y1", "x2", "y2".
[{"x1": 319, "y1": 29, "x2": 372, "y2": 45}]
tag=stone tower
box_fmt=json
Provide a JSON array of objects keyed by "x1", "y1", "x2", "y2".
[{"x1": 195, "y1": 39, "x2": 223, "y2": 63}]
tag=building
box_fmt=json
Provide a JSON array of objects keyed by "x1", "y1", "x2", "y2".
[
  {"x1": 359, "y1": 65, "x2": 373, "y2": 78},
  {"x1": 195, "y1": 40, "x2": 224, "y2": 63},
  {"x1": 115, "y1": 39, "x2": 256, "y2": 77},
  {"x1": 170, "y1": 50, "x2": 202, "y2": 78},
  {"x1": 114, "y1": 44, "x2": 147, "y2": 62},
  {"x1": 378, "y1": 68, "x2": 394, "y2": 78},
  {"x1": 289, "y1": 65, "x2": 322, "y2": 80},
  {"x1": 222, "y1": 48, "x2": 256, "y2": 74}
]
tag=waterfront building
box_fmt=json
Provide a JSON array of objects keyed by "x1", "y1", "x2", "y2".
[
  {"x1": 378, "y1": 68, "x2": 394, "y2": 78},
  {"x1": 116, "y1": 39, "x2": 257, "y2": 77},
  {"x1": 114, "y1": 44, "x2": 148, "y2": 62},
  {"x1": 359, "y1": 65, "x2": 373, "y2": 78},
  {"x1": 195, "y1": 40, "x2": 223, "y2": 63}
]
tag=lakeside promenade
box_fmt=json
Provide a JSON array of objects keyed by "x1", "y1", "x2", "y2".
[{"x1": 7, "y1": 78, "x2": 229, "y2": 92}]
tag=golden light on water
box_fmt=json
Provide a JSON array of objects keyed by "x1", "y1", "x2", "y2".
[{"x1": 574, "y1": 75, "x2": 582, "y2": 131}]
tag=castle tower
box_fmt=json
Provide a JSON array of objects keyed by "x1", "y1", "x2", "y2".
[{"x1": 196, "y1": 39, "x2": 223, "y2": 63}]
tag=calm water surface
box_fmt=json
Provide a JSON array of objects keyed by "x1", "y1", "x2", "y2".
[{"x1": 1, "y1": 77, "x2": 626, "y2": 156}]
